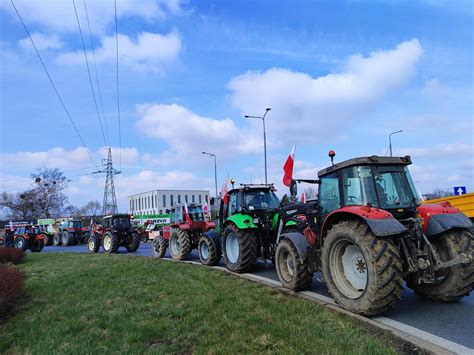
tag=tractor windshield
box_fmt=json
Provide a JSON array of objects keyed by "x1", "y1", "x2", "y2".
[
  {"x1": 73, "y1": 221, "x2": 82, "y2": 229},
  {"x1": 340, "y1": 165, "x2": 419, "y2": 210},
  {"x1": 244, "y1": 190, "x2": 280, "y2": 210},
  {"x1": 113, "y1": 217, "x2": 131, "y2": 229},
  {"x1": 188, "y1": 206, "x2": 204, "y2": 221}
]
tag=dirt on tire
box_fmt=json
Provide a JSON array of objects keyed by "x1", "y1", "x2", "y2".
[
  {"x1": 222, "y1": 224, "x2": 257, "y2": 273},
  {"x1": 276, "y1": 237, "x2": 313, "y2": 291},
  {"x1": 153, "y1": 235, "x2": 168, "y2": 258},
  {"x1": 169, "y1": 228, "x2": 192, "y2": 260}
]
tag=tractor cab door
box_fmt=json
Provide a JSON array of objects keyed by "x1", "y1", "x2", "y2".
[{"x1": 318, "y1": 172, "x2": 341, "y2": 221}]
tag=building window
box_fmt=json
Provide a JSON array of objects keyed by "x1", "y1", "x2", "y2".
[
  {"x1": 185, "y1": 195, "x2": 188, "y2": 203},
  {"x1": 155, "y1": 195, "x2": 157, "y2": 209},
  {"x1": 163, "y1": 194, "x2": 166, "y2": 207},
  {"x1": 170, "y1": 195, "x2": 174, "y2": 206},
  {"x1": 192, "y1": 195, "x2": 195, "y2": 203},
  {"x1": 178, "y1": 195, "x2": 181, "y2": 204},
  {"x1": 205, "y1": 195, "x2": 208, "y2": 203},
  {"x1": 151, "y1": 196, "x2": 154, "y2": 209},
  {"x1": 138, "y1": 198, "x2": 141, "y2": 210},
  {"x1": 199, "y1": 195, "x2": 202, "y2": 204},
  {"x1": 159, "y1": 210, "x2": 162, "y2": 214}
]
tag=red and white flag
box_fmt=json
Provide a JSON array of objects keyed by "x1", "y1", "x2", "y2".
[
  {"x1": 221, "y1": 175, "x2": 229, "y2": 203},
  {"x1": 184, "y1": 202, "x2": 192, "y2": 224},
  {"x1": 301, "y1": 192, "x2": 306, "y2": 203},
  {"x1": 203, "y1": 202, "x2": 210, "y2": 217},
  {"x1": 283, "y1": 145, "x2": 296, "y2": 187}
]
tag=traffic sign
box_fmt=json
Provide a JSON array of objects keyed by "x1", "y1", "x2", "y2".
[{"x1": 454, "y1": 186, "x2": 467, "y2": 196}]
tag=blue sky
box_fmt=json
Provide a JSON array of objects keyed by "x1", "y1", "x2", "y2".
[{"x1": 0, "y1": 0, "x2": 472, "y2": 212}]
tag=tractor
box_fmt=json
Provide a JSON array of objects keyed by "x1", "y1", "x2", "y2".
[
  {"x1": 53, "y1": 220, "x2": 90, "y2": 246},
  {"x1": 87, "y1": 214, "x2": 140, "y2": 254},
  {"x1": 204, "y1": 184, "x2": 297, "y2": 272},
  {"x1": 153, "y1": 204, "x2": 216, "y2": 262},
  {"x1": 13, "y1": 224, "x2": 46, "y2": 252},
  {"x1": 272, "y1": 152, "x2": 473, "y2": 315}
]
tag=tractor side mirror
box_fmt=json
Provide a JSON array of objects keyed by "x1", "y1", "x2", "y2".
[
  {"x1": 210, "y1": 197, "x2": 215, "y2": 206},
  {"x1": 289, "y1": 179, "x2": 297, "y2": 197}
]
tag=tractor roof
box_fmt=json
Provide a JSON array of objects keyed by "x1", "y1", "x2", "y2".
[
  {"x1": 228, "y1": 183, "x2": 275, "y2": 195},
  {"x1": 318, "y1": 155, "x2": 412, "y2": 177}
]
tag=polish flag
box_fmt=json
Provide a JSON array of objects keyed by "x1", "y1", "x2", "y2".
[
  {"x1": 301, "y1": 192, "x2": 306, "y2": 203},
  {"x1": 283, "y1": 145, "x2": 296, "y2": 187},
  {"x1": 221, "y1": 175, "x2": 229, "y2": 203},
  {"x1": 184, "y1": 202, "x2": 192, "y2": 224},
  {"x1": 203, "y1": 202, "x2": 210, "y2": 217}
]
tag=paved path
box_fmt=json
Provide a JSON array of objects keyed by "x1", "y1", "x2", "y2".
[{"x1": 42, "y1": 243, "x2": 474, "y2": 352}]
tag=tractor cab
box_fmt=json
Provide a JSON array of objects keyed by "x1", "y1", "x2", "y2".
[
  {"x1": 103, "y1": 214, "x2": 132, "y2": 231},
  {"x1": 317, "y1": 155, "x2": 420, "y2": 220},
  {"x1": 170, "y1": 204, "x2": 205, "y2": 224}
]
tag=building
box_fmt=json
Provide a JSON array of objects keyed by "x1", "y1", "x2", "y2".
[{"x1": 128, "y1": 189, "x2": 210, "y2": 223}]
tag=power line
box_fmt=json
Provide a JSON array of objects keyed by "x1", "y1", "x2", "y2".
[
  {"x1": 72, "y1": 0, "x2": 108, "y2": 147},
  {"x1": 114, "y1": 0, "x2": 122, "y2": 169},
  {"x1": 83, "y1": 0, "x2": 109, "y2": 145},
  {"x1": 10, "y1": 0, "x2": 98, "y2": 169}
]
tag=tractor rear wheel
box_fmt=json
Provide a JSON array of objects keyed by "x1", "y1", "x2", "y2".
[
  {"x1": 276, "y1": 238, "x2": 313, "y2": 291},
  {"x1": 322, "y1": 220, "x2": 403, "y2": 316},
  {"x1": 407, "y1": 229, "x2": 474, "y2": 302},
  {"x1": 152, "y1": 235, "x2": 168, "y2": 258},
  {"x1": 169, "y1": 229, "x2": 191, "y2": 260},
  {"x1": 44, "y1": 235, "x2": 52, "y2": 246},
  {"x1": 14, "y1": 236, "x2": 28, "y2": 251},
  {"x1": 62, "y1": 232, "x2": 75, "y2": 246},
  {"x1": 222, "y1": 225, "x2": 257, "y2": 273},
  {"x1": 88, "y1": 235, "x2": 100, "y2": 253},
  {"x1": 31, "y1": 239, "x2": 44, "y2": 252},
  {"x1": 125, "y1": 232, "x2": 141, "y2": 252},
  {"x1": 53, "y1": 233, "x2": 62, "y2": 246},
  {"x1": 103, "y1": 232, "x2": 120, "y2": 253},
  {"x1": 198, "y1": 235, "x2": 220, "y2": 266}
]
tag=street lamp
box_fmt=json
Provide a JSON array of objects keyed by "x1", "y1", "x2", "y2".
[
  {"x1": 245, "y1": 107, "x2": 271, "y2": 185},
  {"x1": 389, "y1": 130, "x2": 403, "y2": 157},
  {"x1": 202, "y1": 151, "x2": 218, "y2": 198}
]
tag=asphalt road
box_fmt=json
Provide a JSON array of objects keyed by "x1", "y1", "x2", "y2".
[{"x1": 42, "y1": 242, "x2": 474, "y2": 351}]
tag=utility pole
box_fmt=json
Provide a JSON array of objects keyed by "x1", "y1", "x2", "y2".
[
  {"x1": 202, "y1": 151, "x2": 218, "y2": 197},
  {"x1": 389, "y1": 130, "x2": 403, "y2": 157},
  {"x1": 94, "y1": 147, "x2": 121, "y2": 215}
]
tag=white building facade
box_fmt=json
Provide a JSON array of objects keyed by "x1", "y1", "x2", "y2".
[{"x1": 127, "y1": 189, "x2": 210, "y2": 223}]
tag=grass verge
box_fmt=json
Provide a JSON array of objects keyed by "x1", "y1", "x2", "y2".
[{"x1": 0, "y1": 253, "x2": 397, "y2": 354}]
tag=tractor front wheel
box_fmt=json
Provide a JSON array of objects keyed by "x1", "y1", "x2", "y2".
[
  {"x1": 31, "y1": 239, "x2": 44, "y2": 252},
  {"x1": 88, "y1": 235, "x2": 100, "y2": 253},
  {"x1": 53, "y1": 233, "x2": 62, "y2": 246},
  {"x1": 62, "y1": 232, "x2": 75, "y2": 246},
  {"x1": 169, "y1": 229, "x2": 191, "y2": 260},
  {"x1": 125, "y1": 232, "x2": 141, "y2": 252},
  {"x1": 222, "y1": 225, "x2": 257, "y2": 273},
  {"x1": 14, "y1": 237, "x2": 28, "y2": 251},
  {"x1": 103, "y1": 232, "x2": 120, "y2": 253},
  {"x1": 276, "y1": 238, "x2": 313, "y2": 291},
  {"x1": 407, "y1": 229, "x2": 473, "y2": 302},
  {"x1": 198, "y1": 235, "x2": 220, "y2": 266},
  {"x1": 152, "y1": 235, "x2": 168, "y2": 258},
  {"x1": 322, "y1": 220, "x2": 403, "y2": 316}
]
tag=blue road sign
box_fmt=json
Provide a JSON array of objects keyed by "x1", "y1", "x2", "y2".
[{"x1": 454, "y1": 186, "x2": 467, "y2": 196}]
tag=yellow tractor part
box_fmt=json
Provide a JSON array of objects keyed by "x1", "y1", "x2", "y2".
[{"x1": 422, "y1": 192, "x2": 474, "y2": 219}]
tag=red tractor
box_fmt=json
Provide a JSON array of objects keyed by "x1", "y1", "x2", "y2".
[
  {"x1": 13, "y1": 224, "x2": 46, "y2": 252},
  {"x1": 53, "y1": 220, "x2": 90, "y2": 246},
  {"x1": 153, "y1": 204, "x2": 216, "y2": 261},
  {"x1": 87, "y1": 214, "x2": 140, "y2": 254},
  {"x1": 271, "y1": 153, "x2": 473, "y2": 315}
]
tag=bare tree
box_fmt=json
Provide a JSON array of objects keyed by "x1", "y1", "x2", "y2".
[{"x1": 80, "y1": 201, "x2": 101, "y2": 216}]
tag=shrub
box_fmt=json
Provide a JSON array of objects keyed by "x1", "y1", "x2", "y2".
[
  {"x1": 0, "y1": 265, "x2": 26, "y2": 318},
  {"x1": 0, "y1": 247, "x2": 26, "y2": 264}
]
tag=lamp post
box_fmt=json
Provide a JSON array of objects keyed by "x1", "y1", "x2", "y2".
[
  {"x1": 202, "y1": 151, "x2": 218, "y2": 197},
  {"x1": 245, "y1": 107, "x2": 271, "y2": 185},
  {"x1": 389, "y1": 130, "x2": 403, "y2": 157}
]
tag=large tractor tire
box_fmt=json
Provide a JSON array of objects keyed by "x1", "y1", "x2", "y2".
[
  {"x1": 88, "y1": 235, "x2": 100, "y2": 253},
  {"x1": 125, "y1": 232, "x2": 141, "y2": 252},
  {"x1": 103, "y1": 232, "x2": 120, "y2": 254},
  {"x1": 152, "y1": 235, "x2": 168, "y2": 258},
  {"x1": 222, "y1": 224, "x2": 257, "y2": 273},
  {"x1": 53, "y1": 233, "x2": 62, "y2": 246},
  {"x1": 198, "y1": 235, "x2": 220, "y2": 266},
  {"x1": 31, "y1": 239, "x2": 44, "y2": 252},
  {"x1": 275, "y1": 238, "x2": 313, "y2": 291},
  {"x1": 407, "y1": 229, "x2": 474, "y2": 302},
  {"x1": 44, "y1": 234, "x2": 52, "y2": 246},
  {"x1": 14, "y1": 236, "x2": 28, "y2": 251},
  {"x1": 321, "y1": 220, "x2": 403, "y2": 316},
  {"x1": 169, "y1": 229, "x2": 191, "y2": 260},
  {"x1": 62, "y1": 232, "x2": 75, "y2": 246}
]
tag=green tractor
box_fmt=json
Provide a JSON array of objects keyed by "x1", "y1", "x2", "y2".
[{"x1": 199, "y1": 184, "x2": 296, "y2": 272}]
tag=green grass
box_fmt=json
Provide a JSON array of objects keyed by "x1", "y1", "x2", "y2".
[{"x1": 0, "y1": 253, "x2": 397, "y2": 354}]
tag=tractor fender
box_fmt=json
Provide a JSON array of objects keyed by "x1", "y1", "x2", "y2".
[
  {"x1": 418, "y1": 203, "x2": 473, "y2": 236},
  {"x1": 322, "y1": 207, "x2": 407, "y2": 239},
  {"x1": 203, "y1": 229, "x2": 221, "y2": 255},
  {"x1": 279, "y1": 232, "x2": 311, "y2": 264},
  {"x1": 225, "y1": 213, "x2": 257, "y2": 230}
]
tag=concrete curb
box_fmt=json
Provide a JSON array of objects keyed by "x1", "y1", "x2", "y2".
[{"x1": 160, "y1": 257, "x2": 455, "y2": 355}]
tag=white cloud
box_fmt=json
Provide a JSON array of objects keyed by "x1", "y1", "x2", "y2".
[
  {"x1": 1, "y1": 0, "x2": 185, "y2": 34},
  {"x1": 18, "y1": 32, "x2": 64, "y2": 50},
  {"x1": 422, "y1": 78, "x2": 450, "y2": 97},
  {"x1": 56, "y1": 31, "x2": 181, "y2": 72},
  {"x1": 136, "y1": 103, "x2": 262, "y2": 157},
  {"x1": 398, "y1": 143, "x2": 472, "y2": 160},
  {"x1": 228, "y1": 39, "x2": 423, "y2": 143}
]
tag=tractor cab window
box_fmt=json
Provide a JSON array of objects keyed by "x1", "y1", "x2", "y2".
[
  {"x1": 341, "y1": 166, "x2": 379, "y2": 207},
  {"x1": 171, "y1": 208, "x2": 183, "y2": 223},
  {"x1": 228, "y1": 192, "x2": 238, "y2": 215},
  {"x1": 15, "y1": 227, "x2": 25, "y2": 235},
  {"x1": 188, "y1": 206, "x2": 204, "y2": 221},
  {"x1": 33, "y1": 227, "x2": 40, "y2": 234},
  {"x1": 244, "y1": 190, "x2": 280, "y2": 210},
  {"x1": 113, "y1": 217, "x2": 131, "y2": 229},
  {"x1": 374, "y1": 167, "x2": 417, "y2": 209},
  {"x1": 72, "y1": 221, "x2": 82, "y2": 229},
  {"x1": 319, "y1": 173, "x2": 341, "y2": 215}
]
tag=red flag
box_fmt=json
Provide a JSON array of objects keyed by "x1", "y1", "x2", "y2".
[
  {"x1": 283, "y1": 145, "x2": 296, "y2": 187},
  {"x1": 221, "y1": 175, "x2": 229, "y2": 203},
  {"x1": 184, "y1": 202, "x2": 192, "y2": 224},
  {"x1": 301, "y1": 192, "x2": 306, "y2": 203}
]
